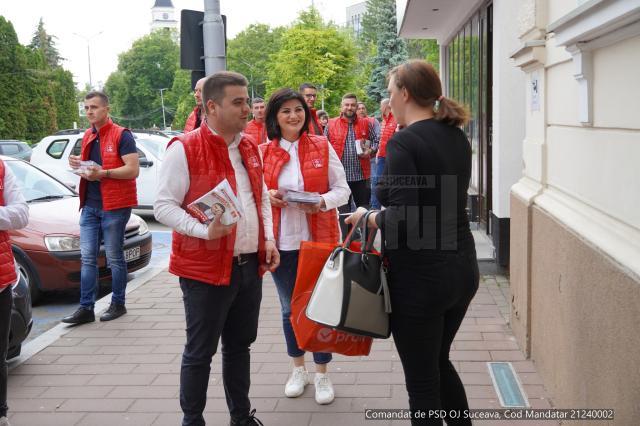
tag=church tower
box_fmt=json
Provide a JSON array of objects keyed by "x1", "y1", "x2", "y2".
[{"x1": 151, "y1": 0, "x2": 178, "y2": 32}]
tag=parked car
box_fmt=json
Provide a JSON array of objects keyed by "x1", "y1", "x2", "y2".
[
  {"x1": 30, "y1": 129, "x2": 170, "y2": 209},
  {"x1": 2, "y1": 156, "x2": 152, "y2": 303},
  {"x1": 0, "y1": 140, "x2": 32, "y2": 162},
  {"x1": 7, "y1": 260, "x2": 32, "y2": 359}
]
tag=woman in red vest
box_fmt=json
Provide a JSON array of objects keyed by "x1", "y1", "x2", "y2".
[{"x1": 260, "y1": 88, "x2": 350, "y2": 405}]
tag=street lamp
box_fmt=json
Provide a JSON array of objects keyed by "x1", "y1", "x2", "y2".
[
  {"x1": 73, "y1": 31, "x2": 103, "y2": 89},
  {"x1": 159, "y1": 88, "x2": 169, "y2": 130},
  {"x1": 231, "y1": 57, "x2": 256, "y2": 100}
]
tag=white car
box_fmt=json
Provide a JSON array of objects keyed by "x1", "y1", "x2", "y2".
[{"x1": 30, "y1": 129, "x2": 171, "y2": 210}]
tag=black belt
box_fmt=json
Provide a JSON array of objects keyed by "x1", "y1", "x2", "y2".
[{"x1": 233, "y1": 252, "x2": 257, "y2": 266}]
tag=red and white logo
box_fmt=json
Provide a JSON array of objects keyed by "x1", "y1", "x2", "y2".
[
  {"x1": 316, "y1": 327, "x2": 333, "y2": 343},
  {"x1": 312, "y1": 159, "x2": 323, "y2": 168},
  {"x1": 105, "y1": 143, "x2": 115, "y2": 153},
  {"x1": 247, "y1": 156, "x2": 260, "y2": 168}
]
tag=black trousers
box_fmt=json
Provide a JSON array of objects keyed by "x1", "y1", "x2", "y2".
[
  {"x1": 387, "y1": 243, "x2": 479, "y2": 425},
  {"x1": 338, "y1": 179, "x2": 371, "y2": 237},
  {"x1": 179, "y1": 254, "x2": 262, "y2": 426},
  {"x1": 0, "y1": 288, "x2": 11, "y2": 418}
]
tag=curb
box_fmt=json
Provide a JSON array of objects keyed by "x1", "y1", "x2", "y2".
[{"x1": 8, "y1": 266, "x2": 166, "y2": 370}]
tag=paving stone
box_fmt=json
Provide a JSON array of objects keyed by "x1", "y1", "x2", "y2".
[
  {"x1": 8, "y1": 413, "x2": 85, "y2": 426},
  {"x1": 8, "y1": 398, "x2": 65, "y2": 412},
  {"x1": 87, "y1": 374, "x2": 158, "y2": 386},
  {"x1": 70, "y1": 363, "x2": 138, "y2": 375},
  {"x1": 77, "y1": 413, "x2": 159, "y2": 426},
  {"x1": 39, "y1": 345, "x2": 100, "y2": 355},
  {"x1": 58, "y1": 398, "x2": 134, "y2": 412},
  {"x1": 23, "y1": 374, "x2": 94, "y2": 387},
  {"x1": 39, "y1": 385, "x2": 115, "y2": 399},
  {"x1": 107, "y1": 385, "x2": 178, "y2": 399},
  {"x1": 490, "y1": 350, "x2": 527, "y2": 361}
]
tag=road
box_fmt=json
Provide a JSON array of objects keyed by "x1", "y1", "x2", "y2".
[{"x1": 25, "y1": 211, "x2": 171, "y2": 344}]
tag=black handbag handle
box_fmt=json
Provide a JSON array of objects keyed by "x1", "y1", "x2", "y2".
[{"x1": 343, "y1": 211, "x2": 368, "y2": 249}]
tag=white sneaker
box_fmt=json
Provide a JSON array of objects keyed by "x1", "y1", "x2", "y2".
[
  {"x1": 0, "y1": 416, "x2": 10, "y2": 426},
  {"x1": 314, "y1": 373, "x2": 335, "y2": 405},
  {"x1": 284, "y1": 366, "x2": 309, "y2": 397}
]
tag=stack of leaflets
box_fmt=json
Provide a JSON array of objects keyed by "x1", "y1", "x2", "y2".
[
  {"x1": 282, "y1": 189, "x2": 322, "y2": 205},
  {"x1": 355, "y1": 139, "x2": 372, "y2": 156},
  {"x1": 71, "y1": 160, "x2": 99, "y2": 176},
  {"x1": 186, "y1": 179, "x2": 243, "y2": 225}
]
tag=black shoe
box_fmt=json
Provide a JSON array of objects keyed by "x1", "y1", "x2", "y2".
[
  {"x1": 100, "y1": 304, "x2": 127, "y2": 322},
  {"x1": 61, "y1": 308, "x2": 95, "y2": 325},
  {"x1": 230, "y1": 409, "x2": 264, "y2": 426}
]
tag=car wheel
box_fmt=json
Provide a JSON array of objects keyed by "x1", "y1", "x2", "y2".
[{"x1": 13, "y1": 250, "x2": 42, "y2": 305}]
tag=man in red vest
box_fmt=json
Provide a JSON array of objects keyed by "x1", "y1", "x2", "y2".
[
  {"x1": 299, "y1": 83, "x2": 324, "y2": 135},
  {"x1": 184, "y1": 77, "x2": 206, "y2": 133},
  {"x1": 372, "y1": 98, "x2": 397, "y2": 209},
  {"x1": 356, "y1": 102, "x2": 382, "y2": 208},
  {"x1": 154, "y1": 71, "x2": 279, "y2": 426},
  {"x1": 62, "y1": 91, "x2": 139, "y2": 325},
  {"x1": 243, "y1": 97, "x2": 267, "y2": 145},
  {"x1": 325, "y1": 94, "x2": 379, "y2": 234},
  {"x1": 0, "y1": 157, "x2": 29, "y2": 426}
]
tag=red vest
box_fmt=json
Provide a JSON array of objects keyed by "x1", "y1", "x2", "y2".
[
  {"x1": 377, "y1": 113, "x2": 397, "y2": 158},
  {"x1": 184, "y1": 106, "x2": 201, "y2": 133},
  {"x1": 327, "y1": 116, "x2": 372, "y2": 179},
  {"x1": 0, "y1": 160, "x2": 17, "y2": 290},
  {"x1": 244, "y1": 119, "x2": 267, "y2": 145},
  {"x1": 169, "y1": 121, "x2": 267, "y2": 286},
  {"x1": 79, "y1": 119, "x2": 138, "y2": 211},
  {"x1": 308, "y1": 108, "x2": 324, "y2": 136},
  {"x1": 260, "y1": 133, "x2": 340, "y2": 245}
]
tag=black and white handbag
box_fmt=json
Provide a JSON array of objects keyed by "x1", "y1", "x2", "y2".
[{"x1": 305, "y1": 210, "x2": 392, "y2": 339}]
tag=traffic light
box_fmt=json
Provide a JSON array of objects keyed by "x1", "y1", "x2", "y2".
[{"x1": 180, "y1": 9, "x2": 227, "y2": 89}]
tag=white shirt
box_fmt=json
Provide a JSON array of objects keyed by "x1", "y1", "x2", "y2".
[
  {"x1": 277, "y1": 138, "x2": 350, "y2": 251},
  {"x1": 0, "y1": 165, "x2": 29, "y2": 293},
  {"x1": 153, "y1": 132, "x2": 274, "y2": 256}
]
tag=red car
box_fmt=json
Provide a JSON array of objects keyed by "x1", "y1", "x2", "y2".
[{"x1": 3, "y1": 156, "x2": 152, "y2": 303}]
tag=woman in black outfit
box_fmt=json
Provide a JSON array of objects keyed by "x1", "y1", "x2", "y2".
[{"x1": 347, "y1": 60, "x2": 479, "y2": 425}]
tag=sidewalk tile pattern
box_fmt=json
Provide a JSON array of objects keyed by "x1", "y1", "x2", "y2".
[{"x1": 7, "y1": 271, "x2": 556, "y2": 425}]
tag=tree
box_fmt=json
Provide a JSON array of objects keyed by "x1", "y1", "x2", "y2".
[
  {"x1": 364, "y1": 0, "x2": 408, "y2": 104},
  {"x1": 0, "y1": 17, "x2": 28, "y2": 139},
  {"x1": 227, "y1": 24, "x2": 285, "y2": 99},
  {"x1": 168, "y1": 69, "x2": 193, "y2": 130},
  {"x1": 406, "y1": 39, "x2": 439, "y2": 71},
  {"x1": 28, "y1": 18, "x2": 62, "y2": 68},
  {"x1": 104, "y1": 29, "x2": 180, "y2": 128},
  {"x1": 266, "y1": 8, "x2": 358, "y2": 116}
]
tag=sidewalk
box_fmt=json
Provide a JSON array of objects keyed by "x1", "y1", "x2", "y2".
[{"x1": 7, "y1": 269, "x2": 555, "y2": 425}]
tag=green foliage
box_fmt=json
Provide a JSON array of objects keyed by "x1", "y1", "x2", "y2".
[
  {"x1": 0, "y1": 17, "x2": 28, "y2": 139},
  {"x1": 265, "y1": 7, "x2": 358, "y2": 116},
  {"x1": 28, "y1": 18, "x2": 62, "y2": 68},
  {"x1": 406, "y1": 39, "x2": 439, "y2": 71},
  {"x1": 169, "y1": 69, "x2": 193, "y2": 130},
  {"x1": 227, "y1": 24, "x2": 285, "y2": 99},
  {"x1": 363, "y1": 0, "x2": 408, "y2": 104},
  {"x1": 104, "y1": 29, "x2": 179, "y2": 128},
  {"x1": 0, "y1": 17, "x2": 77, "y2": 142}
]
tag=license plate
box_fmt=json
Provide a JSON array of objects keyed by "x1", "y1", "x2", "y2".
[{"x1": 124, "y1": 246, "x2": 140, "y2": 262}]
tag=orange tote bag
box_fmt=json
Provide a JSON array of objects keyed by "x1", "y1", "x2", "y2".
[{"x1": 290, "y1": 240, "x2": 373, "y2": 356}]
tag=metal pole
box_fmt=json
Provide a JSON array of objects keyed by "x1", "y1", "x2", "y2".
[
  {"x1": 203, "y1": 0, "x2": 226, "y2": 74},
  {"x1": 87, "y1": 44, "x2": 92, "y2": 88},
  {"x1": 159, "y1": 88, "x2": 167, "y2": 129}
]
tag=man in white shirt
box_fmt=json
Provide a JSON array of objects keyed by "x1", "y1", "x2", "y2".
[
  {"x1": 154, "y1": 71, "x2": 278, "y2": 426},
  {"x1": 0, "y1": 158, "x2": 29, "y2": 426}
]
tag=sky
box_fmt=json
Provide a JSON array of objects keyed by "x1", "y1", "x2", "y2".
[{"x1": 1, "y1": 0, "x2": 362, "y2": 89}]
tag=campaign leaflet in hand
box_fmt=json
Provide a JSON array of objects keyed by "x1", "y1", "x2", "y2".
[
  {"x1": 355, "y1": 139, "x2": 371, "y2": 156},
  {"x1": 186, "y1": 179, "x2": 243, "y2": 225},
  {"x1": 282, "y1": 188, "x2": 322, "y2": 205},
  {"x1": 70, "y1": 160, "x2": 99, "y2": 176}
]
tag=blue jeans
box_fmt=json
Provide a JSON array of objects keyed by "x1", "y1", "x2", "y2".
[
  {"x1": 271, "y1": 250, "x2": 331, "y2": 364},
  {"x1": 179, "y1": 254, "x2": 262, "y2": 425},
  {"x1": 370, "y1": 157, "x2": 385, "y2": 209},
  {"x1": 79, "y1": 206, "x2": 131, "y2": 310}
]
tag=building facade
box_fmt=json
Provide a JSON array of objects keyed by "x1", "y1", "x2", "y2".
[
  {"x1": 347, "y1": 2, "x2": 367, "y2": 37},
  {"x1": 398, "y1": 0, "x2": 640, "y2": 422},
  {"x1": 151, "y1": 0, "x2": 178, "y2": 32}
]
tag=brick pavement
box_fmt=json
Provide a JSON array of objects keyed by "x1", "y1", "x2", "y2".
[{"x1": 6, "y1": 270, "x2": 556, "y2": 425}]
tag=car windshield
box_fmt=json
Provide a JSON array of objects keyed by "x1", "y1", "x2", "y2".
[
  {"x1": 5, "y1": 159, "x2": 76, "y2": 202},
  {"x1": 136, "y1": 137, "x2": 170, "y2": 160}
]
